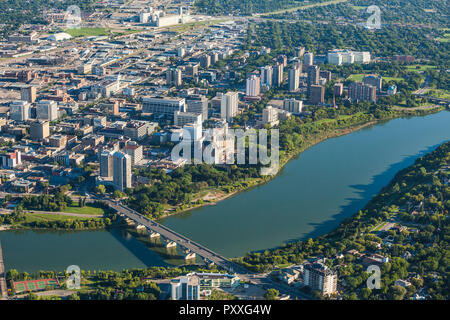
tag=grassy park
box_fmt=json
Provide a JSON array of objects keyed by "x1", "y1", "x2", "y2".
[{"x1": 64, "y1": 27, "x2": 139, "y2": 38}]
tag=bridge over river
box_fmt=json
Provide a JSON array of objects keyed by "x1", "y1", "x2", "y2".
[{"x1": 105, "y1": 200, "x2": 250, "y2": 275}]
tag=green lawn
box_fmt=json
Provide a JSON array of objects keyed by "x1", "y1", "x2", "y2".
[
  {"x1": 347, "y1": 74, "x2": 404, "y2": 83},
  {"x1": 346, "y1": 74, "x2": 365, "y2": 82},
  {"x1": 64, "y1": 27, "x2": 139, "y2": 38},
  {"x1": 261, "y1": 0, "x2": 349, "y2": 16},
  {"x1": 427, "y1": 89, "x2": 450, "y2": 100},
  {"x1": 62, "y1": 205, "x2": 106, "y2": 215},
  {"x1": 383, "y1": 76, "x2": 404, "y2": 83},
  {"x1": 405, "y1": 65, "x2": 437, "y2": 72},
  {"x1": 65, "y1": 27, "x2": 110, "y2": 37},
  {"x1": 436, "y1": 34, "x2": 450, "y2": 43},
  {"x1": 371, "y1": 221, "x2": 388, "y2": 232},
  {"x1": 23, "y1": 213, "x2": 98, "y2": 224},
  {"x1": 166, "y1": 19, "x2": 227, "y2": 34},
  {"x1": 314, "y1": 113, "x2": 358, "y2": 125}
]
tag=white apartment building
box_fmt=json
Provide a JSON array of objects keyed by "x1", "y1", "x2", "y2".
[
  {"x1": 262, "y1": 106, "x2": 279, "y2": 127},
  {"x1": 174, "y1": 111, "x2": 202, "y2": 127},
  {"x1": 99, "y1": 150, "x2": 114, "y2": 178},
  {"x1": 113, "y1": 151, "x2": 132, "y2": 191},
  {"x1": 303, "y1": 262, "x2": 338, "y2": 296},
  {"x1": 9, "y1": 101, "x2": 30, "y2": 121},
  {"x1": 327, "y1": 49, "x2": 371, "y2": 65},
  {"x1": 246, "y1": 74, "x2": 261, "y2": 97},
  {"x1": 303, "y1": 52, "x2": 314, "y2": 66},
  {"x1": 288, "y1": 66, "x2": 300, "y2": 92},
  {"x1": 220, "y1": 92, "x2": 239, "y2": 122},
  {"x1": 282, "y1": 99, "x2": 303, "y2": 114},
  {"x1": 123, "y1": 142, "x2": 143, "y2": 165},
  {"x1": 142, "y1": 97, "x2": 186, "y2": 120},
  {"x1": 36, "y1": 100, "x2": 58, "y2": 121},
  {"x1": 260, "y1": 65, "x2": 273, "y2": 87}
]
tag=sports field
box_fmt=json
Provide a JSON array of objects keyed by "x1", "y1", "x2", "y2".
[{"x1": 14, "y1": 278, "x2": 60, "y2": 293}]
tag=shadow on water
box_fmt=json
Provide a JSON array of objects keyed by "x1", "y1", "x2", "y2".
[
  {"x1": 282, "y1": 142, "x2": 445, "y2": 246},
  {"x1": 108, "y1": 228, "x2": 204, "y2": 267},
  {"x1": 108, "y1": 227, "x2": 170, "y2": 268}
]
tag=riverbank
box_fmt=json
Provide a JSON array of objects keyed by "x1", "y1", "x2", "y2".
[
  {"x1": 157, "y1": 106, "x2": 445, "y2": 220},
  {"x1": 234, "y1": 140, "x2": 449, "y2": 300}
]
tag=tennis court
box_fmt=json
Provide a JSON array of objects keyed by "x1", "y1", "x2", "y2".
[{"x1": 13, "y1": 278, "x2": 60, "y2": 293}]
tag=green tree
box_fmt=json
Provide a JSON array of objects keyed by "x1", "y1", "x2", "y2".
[
  {"x1": 264, "y1": 288, "x2": 279, "y2": 300},
  {"x1": 95, "y1": 185, "x2": 106, "y2": 195}
]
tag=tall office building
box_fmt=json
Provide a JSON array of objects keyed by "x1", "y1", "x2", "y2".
[
  {"x1": 142, "y1": 97, "x2": 186, "y2": 120},
  {"x1": 348, "y1": 82, "x2": 377, "y2": 102},
  {"x1": 307, "y1": 65, "x2": 320, "y2": 87},
  {"x1": 363, "y1": 74, "x2": 382, "y2": 92},
  {"x1": 30, "y1": 120, "x2": 50, "y2": 141},
  {"x1": 36, "y1": 100, "x2": 58, "y2": 121},
  {"x1": 303, "y1": 262, "x2": 338, "y2": 296},
  {"x1": 21, "y1": 86, "x2": 36, "y2": 103},
  {"x1": 209, "y1": 51, "x2": 219, "y2": 64},
  {"x1": 166, "y1": 68, "x2": 182, "y2": 87},
  {"x1": 99, "y1": 150, "x2": 114, "y2": 178},
  {"x1": 288, "y1": 63, "x2": 301, "y2": 92},
  {"x1": 246, "y1": 74, "x2": 260, "y2": 97},
  {"x1": 262, "y1": 106, "x2": 279, "y2": 126},
  {"x1": 185, "y1": 63, "x2": 199, "y2": 77},
  {"x1": 170, "y1": 276, "x2": 200, "y2": 300},
  {"x1": 283, "y1": 98, "x2": 303, "y2": 114},
  {"x1": 200, "y1": 54, "x2": 211, "y2": 68},
  {"x1": 186, "y1": 95, "x2": 208, "y2": 121},
  {"x1": 174, "y1": 111, "x2": 202, "y2": 127},
  {"x1": 9, "y1": 101, "x2": 30, "y2": 121},
  {"x1": 113, "y1": 151, "x2": 132, "y2": 191},
  {"x1": 260, "y1": 66, "x2": 273, "y2": 88},
  {"x1": 123, "y1": 142, "x2": 143, "y2": 165},
  {"x1": 303, "y1": 52, "x2": 314, "y2": 66},
  {"x1": 334, "y1": 83, "x2": 344, "y2": 97},
  {"x1": 309, "y1": 85, "x2": 325, "y2": 105},
  {"x1": 319, "y1": 70, "x2": 332, "y2": 82},
  {"x1": 220, "y1": 92, "x2": 239, "y2": 122},
  {"x1": 273, "y1": 63, "x2": 284, "y2": 87}
]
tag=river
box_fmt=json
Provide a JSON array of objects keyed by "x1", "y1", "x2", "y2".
[{"x1": 1, "y1": 111, "x2": 449, "y2": 271}]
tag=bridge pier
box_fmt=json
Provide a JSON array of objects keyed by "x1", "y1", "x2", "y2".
[
  {"x1": 149, "y1": 231, "x2": 160, "y2": 239},
  {"x1": 185, "y1": 252, "x2": 196, "y2": 260},
  {"x1": 165, "y1": 241, "x2": 177, "y2": 249},
  {"x1": 135, "y1": 224, "x2": 146, "y2": 231}
]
